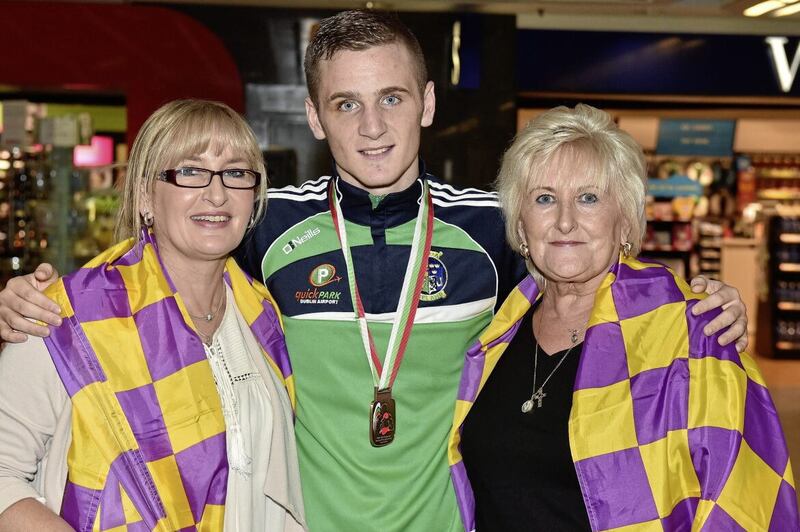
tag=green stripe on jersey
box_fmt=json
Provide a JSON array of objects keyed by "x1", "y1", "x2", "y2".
[
  {"x1": 262, "y1": 212, "x2": 372, "y2": 274},
  {"x1": 387, "y1": 218, "x2": 491, "y2": 254}
]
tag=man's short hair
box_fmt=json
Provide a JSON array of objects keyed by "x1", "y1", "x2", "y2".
[{"x1": 304, "y1": 10, "x2": 428, "y2": 106}]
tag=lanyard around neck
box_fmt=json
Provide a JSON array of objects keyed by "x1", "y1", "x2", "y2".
[{"x1": 328, "y1": 178, "x2": 434, "y2": 390}]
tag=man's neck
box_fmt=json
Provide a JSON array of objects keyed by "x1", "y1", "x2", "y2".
[
  {"x1": 335, "y1": 164, "x2": 421, "y2": 195},
  {"x1": 368, "y1": 193, "x2": 387, "y2": 209}
]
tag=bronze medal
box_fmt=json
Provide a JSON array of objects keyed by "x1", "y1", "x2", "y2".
[
  {"x1": 369, "y1": 388, "x2": 396, "y2": 447},
  {"x1": 329, "y1": 179, "x2": 433, "y2": 448}
]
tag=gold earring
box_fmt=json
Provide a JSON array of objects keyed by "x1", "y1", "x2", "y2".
[{"x1": 519, "y1": 242, "x2": 530, "y2": 260}]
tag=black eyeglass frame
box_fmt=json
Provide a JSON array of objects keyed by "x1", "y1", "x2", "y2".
[{"x1": 158, "y1": 167, "x2": 262, "y2": 190}]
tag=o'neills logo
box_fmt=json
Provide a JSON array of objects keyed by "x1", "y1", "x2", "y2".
[{"x1": 282, "y1": 227, "x2": 321, "y2": 255}]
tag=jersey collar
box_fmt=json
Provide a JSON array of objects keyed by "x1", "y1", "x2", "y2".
[{"x1": 332, "y1": 159, "x2": 430, "y2": 228}]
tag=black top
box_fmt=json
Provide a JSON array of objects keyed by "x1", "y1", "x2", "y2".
[{"x1": 461, "y1": 305, "x2": 591, "y2": 532}]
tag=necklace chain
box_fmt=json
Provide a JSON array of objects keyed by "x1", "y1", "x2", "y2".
[
  {"x1": 187, "y1": 289, "x2": 225, "y2": 322},
  {"x1": 521, "y1": 315, "x2": 581, "y2": 414}
]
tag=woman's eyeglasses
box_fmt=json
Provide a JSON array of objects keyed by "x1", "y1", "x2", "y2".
[{"x1": 158, "y1": 167, "x2": 261, "y2": 190}]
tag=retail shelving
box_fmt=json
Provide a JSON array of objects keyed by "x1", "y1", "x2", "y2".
[{"x1": 756, "y1": 215, "x2": 800, "y2": 359}]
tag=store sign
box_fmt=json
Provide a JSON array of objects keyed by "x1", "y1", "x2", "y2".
[
  {"x1": 648, "y1": 175, "x2": 704, "y2": 198},
  {"x1": 656, "y1": 119, "x2": 735, "y2": 157},
  {"x1": 517, "y1": 30, "x2": 800, "y2": 97},
  {"x1": 765, "y1": 37, "x2": 800, "y2": 93},
  {"x1": 74, "y1": 135, "x2": 113, "y2": 167}
]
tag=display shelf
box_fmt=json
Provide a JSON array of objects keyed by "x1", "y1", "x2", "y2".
[
  {"x1": 776, "y1": 341, "x2": 800, "y2": 351},
  {"x1": 642, "y1": 156, "x2": 713, "y2": 277},
  {"x1": 760, "y1": 169, "x2": 800, "y2": 179},
  {"x1": 646, "y1": 217, "x2": 693, "y2": 223},
  {"x1": 641, "y1": 244, "x2": 693, "y2": 252},
  {"x1": 0, "y1": 143, "x2": 120, "y2": 284},
  {"x1": 758, "y1": 189, "x2": 800, "y2": 200},
  {"x1": 756, "y1": 215, "x2": 800, "y2": 358}
]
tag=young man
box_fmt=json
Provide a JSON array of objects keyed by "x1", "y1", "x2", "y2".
[
  {"x1": 0, "y1": 10, "x2": 748, "y2": 532},
  {"x1": 236, "y1": 14, "x2": 522, "y2": 529}
]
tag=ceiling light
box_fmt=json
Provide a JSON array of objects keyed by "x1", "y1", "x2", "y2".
[
  {"x1": 744, "y1": 0, "x2": 787, "y2": 16},
  {"x1": 773, "y1": 2, "x2": 800, "y2": 15}
]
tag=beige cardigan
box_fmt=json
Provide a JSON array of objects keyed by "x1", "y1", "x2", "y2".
[{"x1": 0, "y1": 302, "x2": 306, "y2": 530}]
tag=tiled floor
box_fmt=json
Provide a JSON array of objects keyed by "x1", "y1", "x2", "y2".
[{"x1": 753, "y1": 350, "x2": 800, "y2": 507}]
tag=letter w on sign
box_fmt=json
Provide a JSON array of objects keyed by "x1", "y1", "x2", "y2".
[{"x1": 766, "y1": 36, "x2": 800, "y2": 93}]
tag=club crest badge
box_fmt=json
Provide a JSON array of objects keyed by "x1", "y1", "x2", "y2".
[{"x1": 421, "y1": 250, "x2": 447, "y2": 301}]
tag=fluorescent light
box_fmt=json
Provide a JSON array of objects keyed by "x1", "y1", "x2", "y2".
[
  {"x1": 744, "y1": 0, "x2": 786, "y2": 16},
  {"x1": 773, "y1": 2, "x2": 800, "y2": 15}
]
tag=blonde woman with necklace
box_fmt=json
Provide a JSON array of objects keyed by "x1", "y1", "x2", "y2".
[
  {"x1": 0, "y1": 100, "x2": 305, "y2": 531},
  {"x1": 454, "y1": 104, "x2": 798, "y2": 531}
]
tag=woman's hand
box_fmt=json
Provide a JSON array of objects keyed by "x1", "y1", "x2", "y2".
[
  {"x1": 689, "y1": 276, "x2": 748, "y2": 353},
  {"x1": 0, "y1": 264, "x2": 61, "y2": 343}
]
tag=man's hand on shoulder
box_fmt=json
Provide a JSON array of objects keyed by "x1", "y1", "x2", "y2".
[
  {"x1": 689, "y1": 276, "x2": 748, "y2": 353},
  {"x1": 0, "y1": 263, "x2": 62, "y2": 343}
]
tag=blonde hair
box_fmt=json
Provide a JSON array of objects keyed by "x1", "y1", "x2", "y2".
[
  {"x1": 496, "y1": 104, "x2": 647, "y2": 278},
  {"x1": 116, "y1": 99, "x2": 267, "y2": 242}
]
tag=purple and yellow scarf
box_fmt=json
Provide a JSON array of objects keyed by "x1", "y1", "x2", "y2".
[
  {"x1": 449, "y1": 255, "x2": 798, "y2": 531},
  {"x1": 43, "y1": 228, "x2": 294, "y2": 531}
]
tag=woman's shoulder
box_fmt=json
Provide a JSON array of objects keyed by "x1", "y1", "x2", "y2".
[{"x1": 620, "y1": 257, "x2": 708, "y2": 306}]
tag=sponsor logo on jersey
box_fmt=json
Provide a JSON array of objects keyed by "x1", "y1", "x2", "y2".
[
  {"x1": 296, "y1": 263, "x2": 343, "y2": 304},
  {"x1": 309, "y1": 263, "x2": 341, "y2": 287},
  {"x1": 421, "y1": 250, "x2": 447, "y2": 301},
  {"x1": 294, "y1": 287, "x2": 342, "y2": 305},
  {"x1": 282, "y1": 227, "x2": 321, "y2": 255}
]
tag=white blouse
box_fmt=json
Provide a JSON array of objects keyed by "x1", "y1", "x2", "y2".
[{"x1": 205, "y1": 287, "x2": 288, "y2": 532}]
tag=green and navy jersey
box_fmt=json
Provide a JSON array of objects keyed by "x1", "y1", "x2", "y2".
[{"x1": 237, "y1": 169, "x2": 525, "y2": 531}]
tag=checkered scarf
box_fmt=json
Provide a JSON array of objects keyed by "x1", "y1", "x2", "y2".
[
  {"x1": 449, "y1": 256, "x2": 798, "y2": 531},
  {"x1": 42, "y1": 228, "x2": 294, "y2": 531}
]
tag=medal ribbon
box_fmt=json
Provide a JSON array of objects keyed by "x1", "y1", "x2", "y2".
[{"x1": 328, "y1": 178, "x2": 434, "y2": 390}]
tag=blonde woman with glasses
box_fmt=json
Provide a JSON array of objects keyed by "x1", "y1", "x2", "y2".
[{"x1": 0, "y1": 100, "x2": 306, "y2": 531}]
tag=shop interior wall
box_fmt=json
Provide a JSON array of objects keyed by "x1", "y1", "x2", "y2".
[
  {"x1": 0, "y1": 2, "x2": 244, "y2": 144},
  {"x1": 170, "y1": 5, "x2": 518, "y2": 189}
]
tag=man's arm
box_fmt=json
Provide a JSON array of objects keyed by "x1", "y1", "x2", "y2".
[
  {"x1": 0, "y1": 262, "x2": 754, "y2": 353},
  {"x1": 689, "y1": 276, "x2": 748, "y2": 352},
  {"x1": 0, "y1": 264, "x2": 61, "y2": 343}
]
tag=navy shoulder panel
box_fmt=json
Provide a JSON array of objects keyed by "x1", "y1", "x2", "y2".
[
  {"x1": 235, "y1": 176, "x2": 331, "y2": 281},
  {"x1": 425, "y1": 175, "x2": 526, "y2": 303}
]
